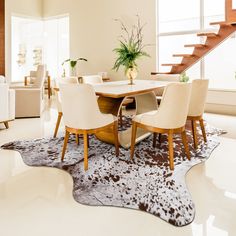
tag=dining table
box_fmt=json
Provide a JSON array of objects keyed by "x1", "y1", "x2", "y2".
[{"x1": 93, "y1": 80, "x2": 172, "y2": 149}]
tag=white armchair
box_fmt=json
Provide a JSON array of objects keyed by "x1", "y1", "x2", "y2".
[
  {"x1": 11, "y1": 65, "x2": 46, "y2": 118},
  {"x1": 25, "y1": 67, "x2": 52, "y2": 99},
  {"x1": 0, "y1": 80, "x2": 15, "y2": 129}
]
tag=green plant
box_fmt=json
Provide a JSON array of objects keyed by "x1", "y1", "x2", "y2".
[
  {"x1": 112, "y1": 15, "x2": 150, "y2": 73},
  {"x1": 180, "y1": 72, "x2": 190, "y2": 82},
  {"x1": 62, "y1": 58, "x2": 88, "y2": 69}
]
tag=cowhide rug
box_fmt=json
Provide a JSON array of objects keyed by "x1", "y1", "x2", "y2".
[{"x1": 0, "y1": 117, "x2": 225, "y2": 226}]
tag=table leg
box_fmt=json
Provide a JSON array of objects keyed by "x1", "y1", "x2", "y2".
[{"x1": 96, "y1": 92, "x2": 158, "y2": 149}]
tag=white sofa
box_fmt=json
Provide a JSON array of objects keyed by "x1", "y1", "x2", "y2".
[
  {"x1": 0, "y1": 77, "x2": 15, "y2": 129},
  {"x1": 11, "y1": 65, "x2": 46, "y2": 118}
]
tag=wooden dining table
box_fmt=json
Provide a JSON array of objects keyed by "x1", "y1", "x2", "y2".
[{"x1": 93, "y1": 80, "x2": 171, "y2": 149}]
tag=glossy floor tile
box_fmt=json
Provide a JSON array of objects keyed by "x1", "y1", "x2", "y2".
[{"x1": 0, "y1": 99, "x2": 236, "y2": 236}]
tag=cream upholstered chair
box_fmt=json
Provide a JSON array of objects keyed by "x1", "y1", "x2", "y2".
[
  {"x1": 0, "y1": 79, "x2": 15, "y2": 129},
  {"x1": 12, "y1": 65, "x2": 46, "y2": 118},
  {"x1": 53, "y1": 90, "x2": 63, "y2": 138},
  {"x1": 53, "y1": 77, "x2": 79, "y2": 138},
  {"x1": 59, "y1": 83, "x2": 119, "y2": 171},
  {"x1": 151, "y1": 74, "x2": 180, "y2": 97},
  {"x1": 24, "y1": 65, "x2": 52, "y2": 99},
  {"x1": 82, "y1": 75, "x2": 133, "y2": 127},
  {"x1": 188, "y1": 79, "x2": 209, "y2": 148},
  {"x1": 130, "y1": 83, "x2": 192, "y2": 170},
  {"x1": 82, "y1": 75, "x2": 103, "y2": 84}
]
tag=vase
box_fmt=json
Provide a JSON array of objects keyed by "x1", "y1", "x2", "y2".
[
  {"x1": 126, "y1": 67, "x2": 138, "y2": 85},
  {"x1": 70, "y1": 66, "x2": 77, "y2": 77}
]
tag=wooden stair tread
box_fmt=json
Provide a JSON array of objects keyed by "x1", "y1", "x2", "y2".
[
  {"x1": 173, "y1": 54, "x2": 195, "y2": 58},
  {"x1": 151, "y1": 72, "x2": 171, "y2": 75},
  {"x1": 162, "y1": 63, "x2": 184, "y2": 66},
  {"x1": 197, "y1": 32, "x2": 218, "y2": 37},
  {"x1": 210, "y1": 21, "x2": 236, "y2": 25},
  {"x1": 184, "y1": 44, "x2": 206, "y2": 48}
]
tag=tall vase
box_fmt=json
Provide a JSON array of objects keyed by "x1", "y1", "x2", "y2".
[
  {"x1": 70, "y1": 66, "x2": 77, "y2": 77},
  {"x1": 126, "y1": 67, "x2": 138, "y2": 85}
]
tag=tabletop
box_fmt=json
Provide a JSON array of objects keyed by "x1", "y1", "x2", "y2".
[{"x1": 93, "y1": 80, "x2": 172, "y2": 98}]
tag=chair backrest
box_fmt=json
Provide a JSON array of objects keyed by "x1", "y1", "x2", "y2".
[
  {"x1": 83, "y1": 75, "x2": 103, "y2": 84},
  {"x1": 156, "y1": 83, "x2": 192, "y2": 129},
  {"x1": 54, "y1": 90, "x2": 62, "y2": 112},
  {"x1": 54, "y1": 77, "x2": 80, "y2": 112},
  {"x1": 151, "y1": 74, "x2": 180, "y2": 96},
  {"x1": 59, "y1": 77, "x2": 79, "y2": 84},
  {"x1": 188, "y1": 79, "x2": 209, "y2": 117},
  {"x1": 33, "y1": 65, "x2": 46, "y2": 88},
  {"x1": 59, "y1": 83, "x2": 106, "y2": 129},
  {"x1": 151, "y1": 74, "x2": 180, "y2": 82}
]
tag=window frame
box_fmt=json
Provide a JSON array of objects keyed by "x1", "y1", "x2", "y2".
[{"x1": 156, "y1": 0, "x2": 236, "y2": 91}]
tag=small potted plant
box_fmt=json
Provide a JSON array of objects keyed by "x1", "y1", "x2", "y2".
[
  {"x1": 113, "y1": 16, "x2": 150, "y2": 85},
  {"x1": 62, "y1": 58, "x2": 88, "y2": 77},
  {"x1": 180, "y1": 72, "x2": 190, "y2": 82}
]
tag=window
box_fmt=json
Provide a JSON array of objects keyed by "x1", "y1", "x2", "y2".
[
  {"x1": 157, "y1": 0, "x2": 236, "y2": 90},
  {"x1": 11, "y1": 15, "x2": 69, "y2": 82},
  {"x1": 43, "y1": 16, "x2": 70, "y2": 78}
]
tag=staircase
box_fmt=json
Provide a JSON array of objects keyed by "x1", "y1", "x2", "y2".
[{"x1": 152, "y1": 0, "x2": 236, "y2": 75}]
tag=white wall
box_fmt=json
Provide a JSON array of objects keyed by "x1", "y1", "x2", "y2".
[
  {"x1": 5, "y1": 0, "x2": 43, "y2": 81},
  {"x1": 43, "y1": 0, "x2": 156, "y2": 80}
]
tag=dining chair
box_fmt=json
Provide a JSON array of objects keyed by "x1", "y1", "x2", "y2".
[
  {"x1": 187, "y1": 79, "x2": 209, "y2": 148},
  {"x1": 151, "y1": 74, "x2": 180, "y2": 103},
  {"x1": 130, "y1": 83, "x2": 192, "y2": 170},
  {"x1": 53, "y1": 77, "x2": 79, "y2": 138},
  {"x1": 59, "y1": 83, "x2": 119, "y2": 171},
  {"x1": 82, "y1": 75, "x2": 103, "y2": 84},
  {"x1": 82, "y1": 75, "x2": 133, "y2": 128}
]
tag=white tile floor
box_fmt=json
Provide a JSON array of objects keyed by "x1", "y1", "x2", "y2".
[{"x1": 0, "y1": 99, "x2": 236, "y2": 236}]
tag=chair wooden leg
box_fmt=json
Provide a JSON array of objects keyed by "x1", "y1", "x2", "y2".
[
  {"x1": 83, "y1": 131, "x2": 89, "y2": 171},
  {"x1": 76, "y1": 134, "x2": 80, "y2": 145},
  {"x1": 159, "y1": 133, "x2": 162, "y2": 144},
  {"x1": 61, "y1": 130, "x2": 70, "y2": 161},
  {"x1": 199, "y1": 119, "x2": 207, "y2": 142},
  {"x1": 191, "y1": 120, "x2": 198, "y2": 149},
  {"x1": 53, "y1": 112, "x2": 62, "y2": 138},
  {"x1": 4, "y1": 122, "x2": 9, "y2": 129},
  {"x1": 113, "y1": 121, "x2": 119, "y2": 157},
  {"x1": 153, "y1": 133, "x2": 157, "y2": 148},
  {"x1": 168, "y1": 130, "x2": 174, "y2": 170},
  {"x1": 181, "y1": 130, "x2": 191, "y2": 160},
  {"x1": 119, "y1": 108, "x2": 123, "y2": 128},
  {"x1": 48, "y1": 76, "x2": 51, "y2": 99},
  {"x1": 87, "y1": 134, "x2": 89, "y2": 148},
  {"x1": 130, "y1": 121, "x2": 137, "y2": 160}
]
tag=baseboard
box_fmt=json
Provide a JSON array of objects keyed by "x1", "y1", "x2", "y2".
[{"x1": 205, "y1": 103, "x2": 236, "y2": 116}]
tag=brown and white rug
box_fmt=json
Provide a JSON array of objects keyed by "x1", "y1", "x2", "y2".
[{"x1": 0, "y1": 117, "x2": 225, "y2": 226}]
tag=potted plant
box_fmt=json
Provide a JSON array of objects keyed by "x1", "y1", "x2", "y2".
[
  {"x1": 180, "y1": 72, "x2": 190, "y2": 82},
  {"x1": 113, "y1": 16, "x2": 150, "y2": 85},
  {"x1": 62, "y1": 58, "x2": 88, "y2": 77}
]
